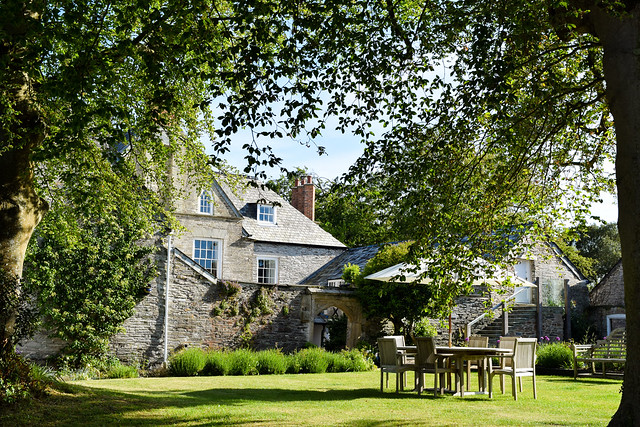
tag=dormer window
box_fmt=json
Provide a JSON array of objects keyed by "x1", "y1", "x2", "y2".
[
  {"x1": 199, "y1": 191, "x2": 213, "y2": 215},
  {"x1": 327, "y1": 279, "x2": 345, "y2": 288},
  {"x1": 258, "y1": 204, "x2": 276, "y2": 225}
]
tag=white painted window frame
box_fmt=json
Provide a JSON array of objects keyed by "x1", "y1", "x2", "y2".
[
  {"x1": 198, "y1": 191, "x2": 213, "y2": 215},
  {"x1": 606, "y1": 314, "x2": 626, "y2": 336},
  {"x1": 257, "y1": 257, "x2": 278, "y2": 284},
  {"x1": 193, "y1": 238, "x2": 222, "y2": 277},
  {"x1": 257, "y1": 204, "x2": 276, "y2": 225}
]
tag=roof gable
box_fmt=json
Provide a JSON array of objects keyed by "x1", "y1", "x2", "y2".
[{"x1": 590, "y1": 259, "x2": 624, "y2": 307}]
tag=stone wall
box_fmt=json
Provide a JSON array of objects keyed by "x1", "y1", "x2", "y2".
[
  {"x1": 110, "y1": 251, "x2": 314, "y2": 365},
  {"x1": 253, "y1": 242, "x2": 344, "y2": 285},
  {"x1": 108, "y1": 249, "x2": 169, "y2": 364},
  {"x1": 434, "y1": 295, "x2": 491, "y2": 345},
  {"x1": 17, "y1": 331, "x2": 67, "y2": 362},
  {"x1": 591, "y1": 262, "x2": 624, "y2": 307},
  {"x1": 172, "y1": 215, "x2": 342, "y2": 286},
  {"x1": 530, "y1": 243, "x2": 590, "y2": 313},
  {"x1": 172, "y1": 212, "x2": 251, "y2": 282},
  {"x1": 541, "y1": 306, "x2": 564, "y2": 340},
  {"x1": 588, "y1": 261, "x2": 625, "y2": 337}
]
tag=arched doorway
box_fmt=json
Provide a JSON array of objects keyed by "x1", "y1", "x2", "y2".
[
  {"x1": 312, "y1": 306, "x2": 348, "y2": 350},
  {"x1": 306, "y1": 288, "x2": 363, "y2": 349}
]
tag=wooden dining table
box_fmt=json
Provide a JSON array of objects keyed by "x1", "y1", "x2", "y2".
[
  {"x1": 435, "y1": 346, "x2": 513, "y2": 397},
  {"x1": 397, "y1": 345, "x2": 513, "y2": 396}
]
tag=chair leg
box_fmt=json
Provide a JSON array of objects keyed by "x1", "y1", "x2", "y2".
[
  {"x1": 500, "y1": 374, "x2": 505, "y2": 394},
  {"x1": 466, "y1": 362, "x2": 471, "y2": 391},
  {"x1": 519, "y1": 376, "x2": 523, "y2": 392},
  {"x1": 512, "y1": 374, "x2": 518, "y2": 401},
  {"x1": 533, "y1": 372, "x2": 537, "y2": 399},
  {"x1": 380, "y1": 369, "x2": 384, "y2": 392},
  {"x1": 478, "y1": 360, "x2": 485, "y2": 391},
  {"x1": 488, "y1": 372, "x2": 493, "y2": 398}
]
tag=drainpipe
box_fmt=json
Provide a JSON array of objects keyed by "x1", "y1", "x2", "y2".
[{"x1": 163, "y1": 232, "x2": 172, "y2": 365}]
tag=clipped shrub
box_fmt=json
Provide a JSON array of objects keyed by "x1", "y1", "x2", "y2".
[
  {"x1": 339, "y1": 349, "x2": 376, "y2": 372},
  {"x1": 169, "y1": 347, "x2": 206, "y2": 376},
  {"x1": 165, "y1": 347, "x2": 376, "y2": 378},
  {"x1": 202, "y1": 350, "x2": 230, "y2": 376},
  {"x1": 325, "y1": 349, "x2": 375, "y2": 373},
  {"x1": 327, "y1": 352, "x2": 348, "y2": 373},
  {"x1": 296, "y1": 348, "x2": 329, "y2": 374},
  {"x1": 256, "y1": 349, "x2": 288, "y2": 375},
  {"x1": 228, "y1": 349, "x2": 258, "y2": 376},
  {"x1": 105, "y1": 362, "x2": 139, "y2": 379},
  {"x1": 286, "y1": 354, "x2": 301, "y2": 374},
  {"x1": 536, "y1": 341, "x2": 573, "y2": 369}
]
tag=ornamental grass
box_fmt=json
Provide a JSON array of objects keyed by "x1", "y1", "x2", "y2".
[{"x1": 168, "y1": 347, "x2": 374, "y2": 377}]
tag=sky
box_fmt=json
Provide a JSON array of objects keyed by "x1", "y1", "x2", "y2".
[{"x1": 206, "y1": 127, "x2": 619, "y2": 225}]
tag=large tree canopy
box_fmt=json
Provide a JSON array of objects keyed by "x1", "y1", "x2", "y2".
[
  {"x1": 2, "y1": 0, "x2": 639, "y2": 422},
  {"x1": 557, "y1": 222, "x2": 621, "y2": 283}
]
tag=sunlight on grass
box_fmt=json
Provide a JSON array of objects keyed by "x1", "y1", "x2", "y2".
[{"x1": 2, "y1": 371, "x2": 621, "y2": 426}]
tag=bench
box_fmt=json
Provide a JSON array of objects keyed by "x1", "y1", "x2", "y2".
[{"x1": 572, "y1": 328, "x2": 626, "y2": 379}]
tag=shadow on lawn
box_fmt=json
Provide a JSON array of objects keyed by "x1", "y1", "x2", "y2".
[
  {"x1": 1, "y1": 382, "x2": 436, "y2": 426},
  {"x1": 543, "y1": 376, "x2": 624, "y2": 386},
  {"x1": 182, "y1": 386, "x2": 420, "y2": 403}
]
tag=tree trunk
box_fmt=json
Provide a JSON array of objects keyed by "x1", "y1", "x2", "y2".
[
  {"x1": 593, "y1": 6, "x2": 640, "y2": 426},
  {"x1": 0, "y1": 142, "x2": 47, "y2": 346},
  {"x1": 0, "y1": 3, "x2": 48, "y2": 348}
]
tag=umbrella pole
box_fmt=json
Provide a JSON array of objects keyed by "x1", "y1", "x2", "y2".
[{"x1": 448, "y1": 313, "x2": 452, "y2": 347}]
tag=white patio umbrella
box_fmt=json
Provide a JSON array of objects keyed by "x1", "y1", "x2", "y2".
[
  {"x1": 364, "y1": 260, "x2": 536, "y2": 287},
  {"x1": 364, "y1": 260, "x2": 536, "y2": 346}
]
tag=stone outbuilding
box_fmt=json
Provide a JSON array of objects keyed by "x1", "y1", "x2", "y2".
[{"x1": 589, "y1": 260, "x2": 626, "y2": 338}]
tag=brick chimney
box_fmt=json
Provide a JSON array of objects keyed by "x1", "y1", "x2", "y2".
[{"x1": 291, "y1": 176, "x2": 315, "y2": 221}]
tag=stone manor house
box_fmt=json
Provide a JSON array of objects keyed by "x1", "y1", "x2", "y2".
[{"x1": 20, "y1": 172, "x2": 591, "y2": 365}]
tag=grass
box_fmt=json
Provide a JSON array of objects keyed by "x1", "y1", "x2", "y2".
[{"x1": 1, "y1": 371, "x2": 621, "y2": 426}]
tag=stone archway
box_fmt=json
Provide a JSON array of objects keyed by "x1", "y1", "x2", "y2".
[{"x1": 306, "y1": 288, "x2": 364, "y2": 349}]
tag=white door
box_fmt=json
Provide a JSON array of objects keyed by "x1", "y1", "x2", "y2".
[{"x1": 514, "y1": 260, "x2": 533, "y2": 304}]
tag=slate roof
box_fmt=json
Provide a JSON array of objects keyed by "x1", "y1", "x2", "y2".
[
  {"x1": 303, "y1": 244, "x2": 381, "y2": 286},
  {"x1": 217, "y1": 177, "x2": 345, "y2": 249}
]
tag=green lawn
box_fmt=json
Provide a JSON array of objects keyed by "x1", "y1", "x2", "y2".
[{"x1": 2, "y1": 371, "x2": 621, "y2": 426}]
